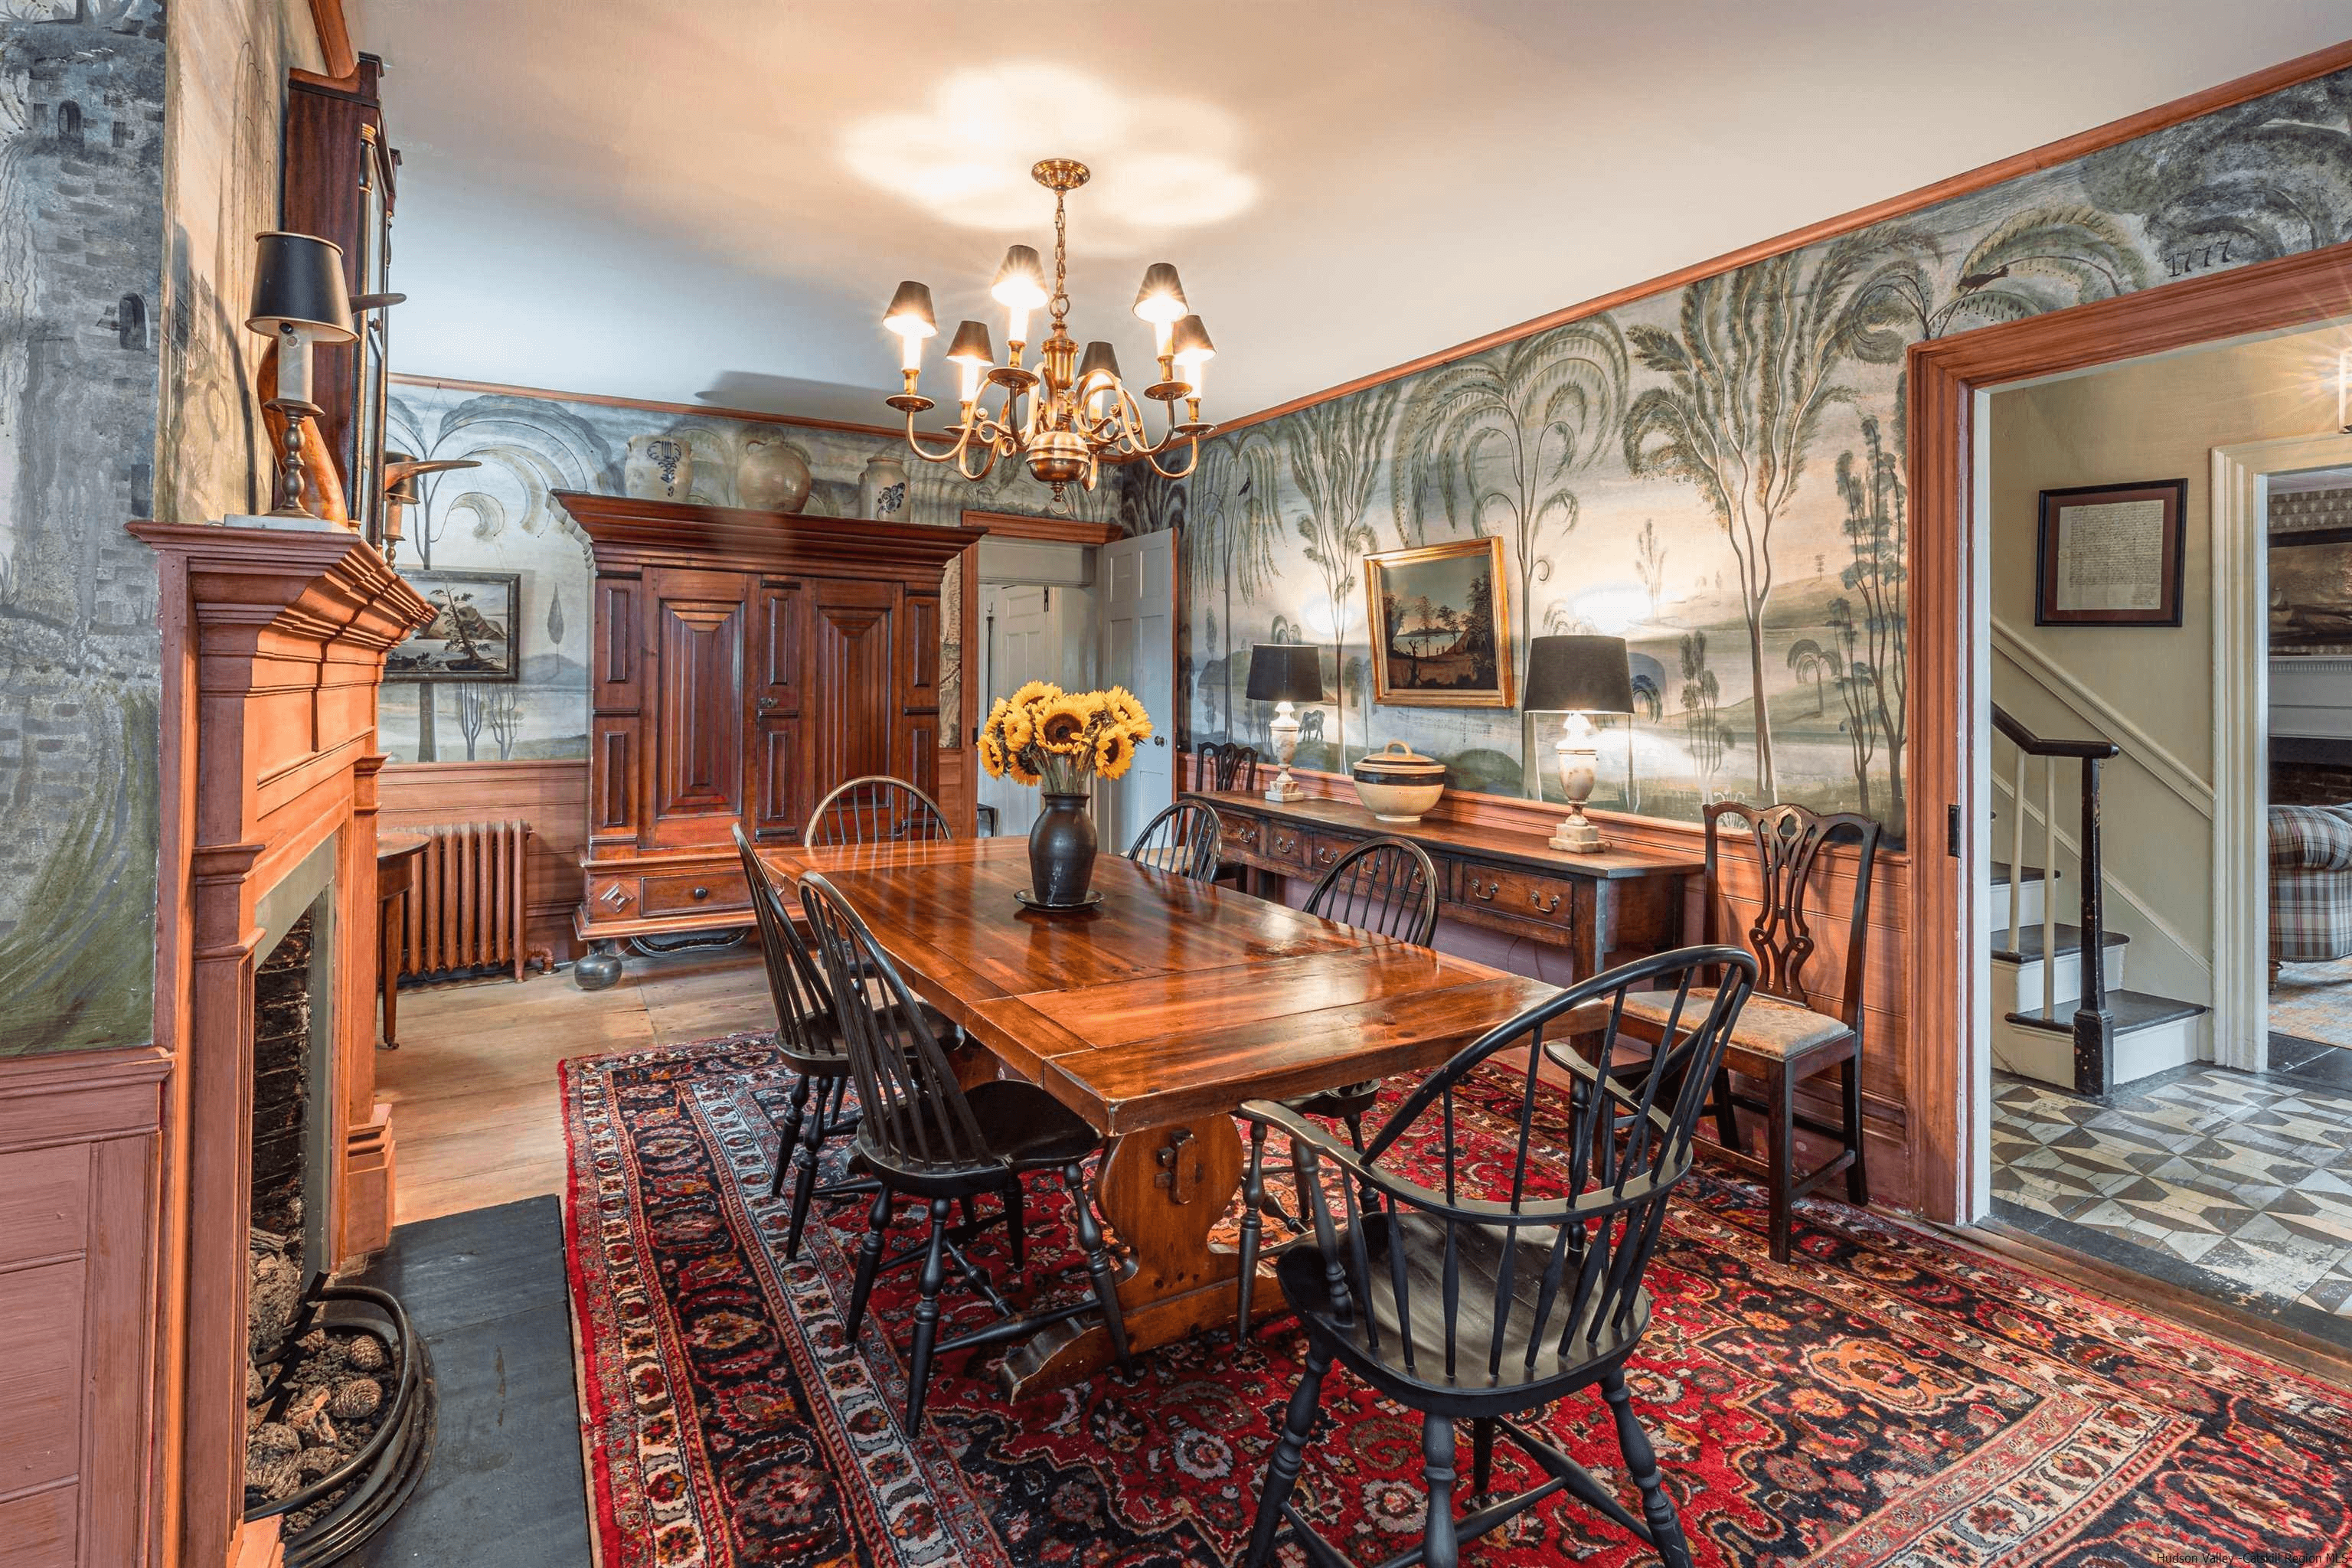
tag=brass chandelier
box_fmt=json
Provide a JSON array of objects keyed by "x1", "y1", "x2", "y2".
[{"x1": 882, "y1": 158, "x2": 1215, "y2": 503}]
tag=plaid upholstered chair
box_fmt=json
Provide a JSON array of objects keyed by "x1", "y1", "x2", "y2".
[{"x1": 2269, "y1": 804, "x2": 2352, "y2": 983}]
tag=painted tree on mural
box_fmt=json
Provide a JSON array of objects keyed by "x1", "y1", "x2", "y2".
[
  {"x1": 1836, "y1": 411, "x2": 1909, "y2": 829},
  {"x1": 1622, "y1": 225, "x2": 1934, "y2": 798},
  {"x1": 1282, "y1": 381, "x2": 1402, "y2": 765},
  {"x1": 1393, "y1": 319, "x2": 1628, "y2": 697},
  {"x1": 1786, "y1": 637, "x2": 1837, "y2": 716},
  {"x1": 1678, "y1": 631, "x2": 1734, "y2": 798},
  {"x1": 1847, "y1": 205, "x2": 2148, "y2": 341},
  {"x1": 2081, "y1": 72, "x2": 2352, "y2": 262},
  {"x1": 1826, "y1": 596, "x2": 1877, "y2": 815},
  {"x1": 1178, "y1": 432, "x2": 1283, "y2": 740}
]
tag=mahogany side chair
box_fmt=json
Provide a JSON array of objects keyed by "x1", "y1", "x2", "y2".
[{"x1": 1236, "y1": 944, "x2": 1759, "y2": 1568}]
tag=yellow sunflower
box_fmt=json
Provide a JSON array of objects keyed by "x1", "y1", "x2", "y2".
[
  {"x1": 1094, "y1": 728, "x2": 1137, "y2": 780},
  {"x1": 1006, "y1": 751, "x2": 1041, "y2": 786},
  {"x1": 1009, "y1": 679, "x2": 1062, "y2": 713},
  {"x1": 1034, "y1": 694, "x2": 1093, "y2": 754},
  {"x1": 977, "y1": 732, "x2": 1008, "y2": 778},
  {"x1": 997, "y1": 702, "x2": 1035, "y2": 753},
  {"x1": 1104, "y1": 685, "x2": 1151, "y2": 731}
]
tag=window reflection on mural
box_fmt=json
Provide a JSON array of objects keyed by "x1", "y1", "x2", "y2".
[
  {"x1": 377, "y1": 382, "x2": 1114, "y2": 764},
  {"x1": 1130, "y1": 68, "x2": 2352, "y2": 846}
]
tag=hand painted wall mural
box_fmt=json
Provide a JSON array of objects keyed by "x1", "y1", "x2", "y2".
[
  {"x1": 1135, "y1": 68, "x2": 2352, "y2": 846},
  {"x1": 377, "y1": 378, "x2": 1113, "y2": 764},
  {"x1": 0, "y1": 0, "x2": 302, "y2": 1057}
]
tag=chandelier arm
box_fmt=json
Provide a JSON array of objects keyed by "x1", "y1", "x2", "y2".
[
  {"x1": 1142, "y1": 436, "x2": 1201, "y2": 481},
  {"x1": 902, "y1": 416, "x2": 978, "y2": 466}
]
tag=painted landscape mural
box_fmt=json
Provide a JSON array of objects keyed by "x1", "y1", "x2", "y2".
[
  {"x1": 1135, "y1": 67, "x2": 2352, "y2": 845},
  {"x1": 377, "y1": 380, "x2": 1112, "y2": 763}
]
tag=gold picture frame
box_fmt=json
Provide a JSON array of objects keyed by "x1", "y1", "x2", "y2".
[{"x1": 1364, "y1": 535, "x2": 1514, "y2": 708}]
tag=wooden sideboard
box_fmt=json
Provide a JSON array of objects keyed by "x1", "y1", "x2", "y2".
[
  {"x1": 560, "y1": 492, "x2": 981, "y2": 953},
  {"x1": 1189, "y1": 791, "x2": 1701, "y2": 982}
]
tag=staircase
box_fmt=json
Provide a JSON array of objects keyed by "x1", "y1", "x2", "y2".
[{"x1": 1989, "y1": 707, "x2": 2207, "y2": 1096}]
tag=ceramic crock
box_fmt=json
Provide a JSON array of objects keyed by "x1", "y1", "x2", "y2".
[
  {"x1": 1351, "y1": 740, "x2": 1447, "y2": 823},
  {"x1": 1027, "y1": 791, "x2": 1099, "y2": 905}
]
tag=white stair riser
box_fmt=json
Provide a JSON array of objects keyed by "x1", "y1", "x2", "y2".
[
  {"x1": 1989, "y1": 1013, "x2": 2199, "y2": 1091},
  {"x1": 1991, "y1": 945, "x2": 2126, "y2": 1016},
  {"x1": 1988, "y1": 879, "x2": 2048, "y2": 929}
]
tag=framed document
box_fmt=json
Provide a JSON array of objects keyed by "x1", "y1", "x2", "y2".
[{"x1": 2034, "y1": 479, "x2": 2187, "y2": 627}]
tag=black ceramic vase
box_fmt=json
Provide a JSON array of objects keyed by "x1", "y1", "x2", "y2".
[{"x1": 1027, "y1": 791, "x2": 1098, "y2": 906}]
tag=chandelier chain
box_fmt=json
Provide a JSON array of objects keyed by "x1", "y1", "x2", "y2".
[{"x1": 1050, "y1": 189, "x2": 1071, "y2": 330}]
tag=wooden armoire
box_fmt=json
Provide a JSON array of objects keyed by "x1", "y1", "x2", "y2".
[{"x1": 558, "y1": 492, "x2": 980, "y2": 952}]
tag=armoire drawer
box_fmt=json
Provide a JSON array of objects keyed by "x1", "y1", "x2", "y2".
[{"x1": 641, "y1": 869, "x2": 750, "y2": 916}]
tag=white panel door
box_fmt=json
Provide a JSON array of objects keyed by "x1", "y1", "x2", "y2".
[
  {"x1": 1099, "y1": 530, "x2": 1175, "y2": 852},
  {"x1": 979, "y1": 583, "x2": 1060, "y2": 839}
]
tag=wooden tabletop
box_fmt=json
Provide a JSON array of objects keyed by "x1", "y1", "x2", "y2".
[
  {"x1": 1187, "y1": 790, "x2": 1705, "y2": 880},
  {"x1": 760, "y1": 836, "x2": 1557, "y2": 1135}
]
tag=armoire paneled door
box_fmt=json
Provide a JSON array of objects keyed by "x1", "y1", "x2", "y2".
[{"x1": 559, "y1": 492, "x2": 979, "y2": 969}]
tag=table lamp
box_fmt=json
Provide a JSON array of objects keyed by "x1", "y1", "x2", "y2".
[
  {"x1": 1246, "y1": 643, "x2": 1324, "y2": 803},
  {"x1": 247, "y1": 231, "x2": 355, "y2": 518},
  {"x1": 1524, "y1": 634, "x2": 1635, "y2": 853}
]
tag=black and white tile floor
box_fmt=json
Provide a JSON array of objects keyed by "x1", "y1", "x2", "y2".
[{"x1": 1991, "y1": 1057, "x2": 2352, "y2": 1327}]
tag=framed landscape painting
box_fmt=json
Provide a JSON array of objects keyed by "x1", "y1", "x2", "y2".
[
  {"x1": 1365, "y1": 535, "x2": 1514, "y2": 708},
  {"x1": 2271, "y1": 526, "x2": 2352, "y2": 654},
  {"x1": 388, "y1": 569, "x2": 523, "y2": 682}
]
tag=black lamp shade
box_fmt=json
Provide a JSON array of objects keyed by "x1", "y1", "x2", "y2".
[
  {"x1": 1523, "y1": 635, "x2": 1634, "y2": 714},
  {"x1": 1246, "y1": 643, "x2": 1324, "y2": 704},
  {"x1": 247, "y1": 231, "x2": 355, "y2": 342}
]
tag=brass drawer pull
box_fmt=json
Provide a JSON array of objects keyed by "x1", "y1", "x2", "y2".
[
  {"x1": 1468, "y1": 877, "x2": 1498, "y2": 902},
  {"x1": 1273, "y1": 834, "x2": 1297, "y2": 854},
  {"x1": 1529, "y1": 890, "x2": 1563, "y2": 914},
  {"x1": 1315, "y1": 846, "x2": 1337, "y2": 865}
]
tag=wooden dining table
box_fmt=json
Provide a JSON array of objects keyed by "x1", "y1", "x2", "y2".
[{"x1": 760, "y1": 835, "x2": 1558, "y2": 1394}]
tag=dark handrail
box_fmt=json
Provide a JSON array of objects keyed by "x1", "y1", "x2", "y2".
[
  {"x1": 1991, "y1": 702, "x2": 2117, "y2": 1096},
  {"x1": 1991, "y1": 704, "x2": 2120, "y2": 761}
]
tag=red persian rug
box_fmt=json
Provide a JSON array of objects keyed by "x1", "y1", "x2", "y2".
[{"x1": 562, "y1": 1034, "x2": 2352, "y2": 1567}]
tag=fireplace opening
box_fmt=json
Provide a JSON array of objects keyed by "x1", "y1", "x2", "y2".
[{"x1": 241, "y1": 884, "x2": 434, "y2": 1564}]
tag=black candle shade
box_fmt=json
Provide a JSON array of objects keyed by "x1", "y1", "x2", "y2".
[
  {"x1": 1523, "y1": 635, "x2": 1634, "y2": 714},
  {"x1": 247, "y1": 230, "x2": 355, "y2": 341},
  {"x1": 1246, "y1": 644, "x2": 1325, "y2": 705}
]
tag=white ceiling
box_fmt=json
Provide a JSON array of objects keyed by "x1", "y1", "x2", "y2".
[{"x1": 361, "y1": 2, "x2": 2352, "y2": 428}]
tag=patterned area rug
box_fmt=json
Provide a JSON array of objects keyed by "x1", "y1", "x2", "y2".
[
  {"x1": 2272, "y1": 956, "x2": 2352, "y2": 1051},
  {"x1": 564, "y1": 1035, "x2": 2352, "y2": 1567}
]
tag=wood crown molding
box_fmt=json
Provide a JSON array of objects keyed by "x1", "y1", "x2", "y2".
[
  {"x1": 1214, "y1": 39, "x2": 2352, "y2": 437},
  {"x1": 962, "y1": 508, "x2": 1123, "y2": 545},
  {"x1": 391, "y1": 373, "x2": 932, "y2": 444},
  {"x1": 554, "y1": 490, "x2": 982, "y2": 572},
  {"x1": 305, "y1": 0, "x2": 358, "y2": 81}
]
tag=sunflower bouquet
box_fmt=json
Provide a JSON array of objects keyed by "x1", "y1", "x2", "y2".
[{"x1": 978, "y1": 682, "x2": 1154, "y2": 795}]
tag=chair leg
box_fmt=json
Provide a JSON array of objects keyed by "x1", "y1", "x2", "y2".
[
  {"x1": 1066, "y1": 1162, "x2": 1132, "y2": 1374},
  {"x1": 1242, "y1": 1344, "x2": 1331, "y2": 1568},
  {"x1": 1766, "y1": 1062, "x2": 1795, "y2": 1265},
  {"x1": 1421, "y1": 1413, "x2": 1461, "y2": 1568},
  {"x1": 1602, "y1": 1369, "x2": 1694, "y2": 1568},
  {"x1": 1841, "y1": 1053, "x2": 1870, "y2": 1206},
  {"x1": 1236, "y1": 1120, "x2": 1267, "y2": 1341},
  {"x1": 783, "y1": 1080, "x2": 831, "y2": 1261},
  {"x1": 1710, "y1": 1063, "x2": 1743, "y2": 1154},
  {"x1": 1003, "y1": 1178, "x2": 1026, "y2": 1275},
  {"x1": 844, "y1": 1186, "x2": 893, "y2": 1342},
  {"x1": 769, "y1": 1073, "x2": 813, "y2": 1200},
  {"x1": 1470, "y1": 1416, "x2": 1495, "y2": 1498},
  {"x1": 905, "y1": 1198, "x2": 952, "y2": 1431}
]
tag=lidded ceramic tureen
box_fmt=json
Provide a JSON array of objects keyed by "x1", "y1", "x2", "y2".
[{"x1": 1351, "y1": 740, "x2": 1447, "y2": 824}]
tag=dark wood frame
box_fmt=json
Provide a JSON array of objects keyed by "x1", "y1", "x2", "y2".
[
  {"x1": 1363, "y1": 534, "x2": 1516, "y2": 708},
  {"x1": 2032, "y1": 478, "x2": 2187, "y2": 626},
  {"x1": 387, "y1": 567, "x2": 523, "y2": 682},
  {"x1": 1907, "y1": 237, "x2": 2352, "y2": 1224}
]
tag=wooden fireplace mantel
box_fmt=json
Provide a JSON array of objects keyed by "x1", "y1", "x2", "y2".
[{"x1": 132, "y1": 517, "x2": 430, "y2": 1568}]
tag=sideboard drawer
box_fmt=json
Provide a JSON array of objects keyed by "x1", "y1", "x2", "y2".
[
  {"x1": 642, "y1": 869, "x2": 750, "y2": 916},
  {"x1": 1260, "y1": 819, "x2": 1311, "y2": 871},
  {"x1": 1214, "y1": 809, "x2": 1263, "y2": 861},
  {"x1": 1304, "y1": 828, "x2": 1364, "y2": 876},
  {"x1": 1450, "y1": 864, "x2": 1577, "y2": 930}
]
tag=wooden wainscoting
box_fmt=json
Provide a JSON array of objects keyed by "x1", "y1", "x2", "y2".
[
  {"x1": 0, "y1": 1047, "x2": 168, "y2": 1568},
  {"x1": 1255, "y1": 765, "x2": 1919, "y2": 1210},
  {"x1": 379, "y1": 760, "x2": 586, "y2": 968}
]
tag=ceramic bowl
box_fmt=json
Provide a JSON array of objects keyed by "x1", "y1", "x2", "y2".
[{"x1": 1351, "y1": 740, "x2": 1446, "y2": 823}]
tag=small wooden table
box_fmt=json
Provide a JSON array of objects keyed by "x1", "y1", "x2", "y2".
[
  {"x1": 760, "y1": 836, "x2": 1556, "y2": 1393},
  {"x1": 376, "y1": 830, "x2": 429, "y2": 1049}
]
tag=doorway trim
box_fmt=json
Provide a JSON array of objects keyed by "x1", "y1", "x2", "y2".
[
  {"x1": 1907, "y1": 238, "x2": 2352, "y2": 1223},
  {"x1": 2213, "y1": 431, "x2": 2352, "y2": 1070}
]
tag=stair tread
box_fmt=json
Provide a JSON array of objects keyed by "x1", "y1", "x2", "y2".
[
  {"x1": 2003, "y1": 988, "x2": 2207, "y2": 1033},
  {"x1": 1989, "y1": 923, "x2": 2131, "y2": 962},
  {"x1": 1991, "y1": 861, "x2": 2055, "y2": 887}
]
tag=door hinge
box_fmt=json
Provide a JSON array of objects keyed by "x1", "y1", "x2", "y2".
[
  {"x1": 1043, "y1": 586, "x2": 1051, "y2": 611},
  {"x1": 1947, "y1": 802, "x2": 1962, "y2": 858}
]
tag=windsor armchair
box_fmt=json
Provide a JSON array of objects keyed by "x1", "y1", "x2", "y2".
[
  {"x1": 1125, "y1": 799, "x2": 1223, "y2": 882},
  {"x1": 1237, "y1": 944, "x2": 1759, "y2": 1568},
  {"x1": 805, "y1": 774, "x2": 954, "y2": 848}
]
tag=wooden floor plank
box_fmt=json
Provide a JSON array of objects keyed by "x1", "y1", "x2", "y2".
[{"x1": 381, "y1": 951, "x2": 769, "y2": 1225}]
